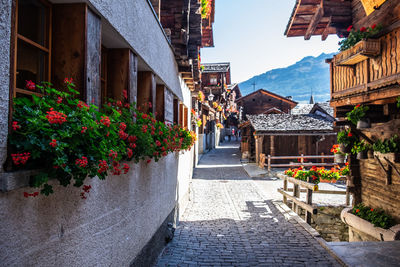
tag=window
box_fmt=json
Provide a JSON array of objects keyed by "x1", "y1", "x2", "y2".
[
  {"x1": 210, "y1": 74, "x2": 217, "y2": 85},
  {"x1": 13, "y1": 0, "x2": 51, "y2": 98}
]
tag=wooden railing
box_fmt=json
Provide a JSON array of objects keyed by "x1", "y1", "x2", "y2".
[
  {"x1": 277, "y1": 173, "x2": 349, "y2": 225},
  {"x1": 330, "y1": 28, "x2": 400, "y2": 100},
  {"x1": 264, "y1": 154, "x2": 336, "y2": 171}
]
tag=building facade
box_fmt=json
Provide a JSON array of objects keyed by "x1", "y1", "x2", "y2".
[{"x1": 0, "y1": 0, "x2": 216, "y2": 265}]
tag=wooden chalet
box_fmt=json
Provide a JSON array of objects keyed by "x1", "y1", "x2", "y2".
[
  {"x1": 286, "y1": 0, "x2": 400, "y2": 240},
  {"x1": 241, "y1": 114, "x2": 335, "y2": 163},
  {"x1": 235, "y1": 89, "x2": 298, "y2": 119}
]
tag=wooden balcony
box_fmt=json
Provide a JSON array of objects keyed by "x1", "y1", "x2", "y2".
[{"x1": 329, "y1": 28, "x2": 400, "y2": 107}]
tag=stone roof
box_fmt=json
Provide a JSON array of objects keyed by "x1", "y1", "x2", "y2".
[
  {"x1": 202, "y1": 63, "x2": 230, "y2": 73},
  {"x1": 248, "y1": 114, "x2": 333, "y2": 133},
  {"x1": 315, "y1": 102, "x2": 334, "y2": 117},
  {"x1": 291, "y1": 104, "x2": 314, "y2": 115}
]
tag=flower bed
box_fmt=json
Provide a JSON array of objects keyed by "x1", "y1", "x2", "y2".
[
  {"x1": 284, "y1": 164, "x2": 349, "y2": 185},
  {"x1": 9, "y1": 81, "x2": 196, "y2": 197}
]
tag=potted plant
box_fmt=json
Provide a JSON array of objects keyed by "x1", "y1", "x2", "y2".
[
  {"x1": 335, "y1": 24, "x2": 382, "y2": 66},
  {"x1": 373, "y1": 135, "x2": 400, "y2": 162},
  {"x1": 346, "y1": 104, "x2": 370, "y2": 129},
  {"x1": 337, "y1": 129, "x2": 358, "y2": 153},
  {"x1": 331, "y1": 144, "x2": 347, "y2": 163},
  {"x1": 351, "y1": 140, "x2": 371, "y2": 160}
]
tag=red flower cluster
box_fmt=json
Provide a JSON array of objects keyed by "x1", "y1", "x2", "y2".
[
  {"x1": 142, "y1": 114, "x2": 148, "y2": 120},
  {"x1": 80, "y1": 184, "x2": 92, "y2": 199},
  {"x1": 12, "y1": 121, "x2": 20, "y2": 131},
  {"x1": 100, "y1": 116, "x2": 111, "y2": 127},
  {"x1": 119, "y1": 130, "x2": 128, "y2": 140},
  {"x1": 24, "y1": 192, "x2": 39, "y2": 198},
  {"x1": 98, "y1": 160, "x2": 108, "y2": 174},
  {"x1": 348, "y1": 131, "x2": 353, "y2": 137},
  {"x1": 77, "y1": 101, "x2": 89, "y2": 110},
  {"x1": 64, "y1": 77, "x2": 73, "y2": 84},
  {"x1": 123, "y1": 90, "x2": 128, "y2": 100},
  {"x1": 127, "y1": 148, "x2": 133, "y2": 158},
  {"x1": 75, "y1": 156, "x2": 88, "y2": 168},
  {"x1": 11, "y1": 152, "x2": 31, "y2": 165},
  {"x1": 26, "y1": 80, "x2": 35, "y2": 91},
  {"x1": 119, "y1": 122, "x2": 127, "y2": 131},
  {"x1": 81, "y1": 126, "x2": 87, "y2": 133},
  {"x1": 57, "y1": 97, "x2": 63, "y2": 104},
  {"x1": 331, "y1": 144, "x2": 340, "y2": 154},
  {"x1": 49, "y1": 139, "x2": 57, "y2": 148},
  {"x1": 46, "y1": 109, "x2": 67, "y2": 124},
  {"x1": 122, "y1": 163, "x2": 129, "y2": 174},
  {"x1": 109, "y1": 150, "x2": 118, "y2": 159}
]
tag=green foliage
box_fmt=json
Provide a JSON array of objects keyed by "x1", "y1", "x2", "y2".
[
  {"x1": 9, "y1": 82, "x2": 196, "y2": 197},
  {"x1": 397, "y1": 96, "x2": 400, "y2": 109},
  {"x1": 339, "y1": 24, "x2": 383, "y2": 51},
  {"x1": 352, "y1": 203, "x2": 395, "y2": 229},
  {"x1": 351, "y1": 140, "x2": 370, "y2": 154},
  {"x1": 346, "y1": 105, "x2": 369, "y2": 125},
  {"x1": 337, "y1": 129, "x2": 358, "y2": 147},
  {"x1": 372, "y1": 135, "x2": 400, "y2": 153}
]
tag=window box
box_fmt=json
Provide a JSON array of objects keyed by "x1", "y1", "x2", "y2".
[
  {"x1": 334, "y1": 39, "x2": 381, "y2": 66},
  {"x1": 341, "y1": 208, "x2": 400, "y2": 241}
]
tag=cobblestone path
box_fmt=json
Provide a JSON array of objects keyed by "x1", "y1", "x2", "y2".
[{"x1": 156, "y1": 142, "x2": 340, "y2": 266}]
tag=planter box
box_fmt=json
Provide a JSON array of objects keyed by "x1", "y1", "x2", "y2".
[
  {"x1": 374, "y1": 152, "x2": 400, "y2": 163},
  {"x1": 334, "y1": 39, "x2": 381, "y2": 66},
  {"x1": 341, "y1": 208, "x2": 400, "y2": 241}
]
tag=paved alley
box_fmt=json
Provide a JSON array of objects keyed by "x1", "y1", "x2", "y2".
[{"x1": 156, "y1": 141, "x2": 340, "y2": 266}]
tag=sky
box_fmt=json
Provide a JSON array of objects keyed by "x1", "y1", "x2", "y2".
[{"x1": 201, "y1": 0, "x2": 341, "y2": 83}]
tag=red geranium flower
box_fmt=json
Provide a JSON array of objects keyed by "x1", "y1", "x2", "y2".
[
  {"x1": 57, "y1": 97, "x2": 63, "y2": 104},
  {"x1": 347, "y1": 25, "x2": 353, "y2": 32},
  {"x1": 12, "y1": 121, "x2": 20, "y2": 131},
  {"x1": 371, "y1": 24, "x2": 376, "y2": 29},
  {"x1": 348, "y1": 132, "x2": 353, "y2": 137},
  {"x1": 360, "y1": 27, "x2": 367, "y2": 32},
  {"x1": 49, "y1": 139, "x2": 57, "y2": 148},
  {"x1": 64, "y1": 77, "x2": 73, "y2": 84},
  {"x1": 26, "y1": 80, "x2": 35, "y2": 91}
]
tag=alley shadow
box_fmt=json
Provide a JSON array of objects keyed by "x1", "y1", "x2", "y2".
[{"x1": 156, "y1": 200, "x2": 340, "y2": 267}]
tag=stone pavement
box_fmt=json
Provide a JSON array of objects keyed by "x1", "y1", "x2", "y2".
[{"x1": 156, "y1": 142, "x2": 341, "y2": 266}]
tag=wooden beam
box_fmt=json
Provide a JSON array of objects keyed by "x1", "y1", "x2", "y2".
[
  {"x1": 278, "y1": 188, "x2": 318, "y2": 215},
  {"x1": 305, "y1": 5, "x2": 324, "y2": 40},
  {"x1": 321, "y1": 17, "x2": 332, "y2": 41}
]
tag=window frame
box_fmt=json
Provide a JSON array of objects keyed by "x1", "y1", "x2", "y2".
[{"x1": 12, "y1": 0, "x2": 52, "y2": 98}]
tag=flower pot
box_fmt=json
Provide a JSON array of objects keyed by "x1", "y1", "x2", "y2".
[
  {"x1": 334, "y1": 153, "x2": 346, "y2": 163},
  {"x1": 357, "y1": 150, "x2": 368, "y2": 160},
  {"x1": 340, "y1": 144, "x2": 352, "y2": 154},
  {"x1": 334, "y1": 39, "x2": 381, "y2": 66},
  {"x1": 357, "y1": 118, "x2": 371, "y2": 129}
]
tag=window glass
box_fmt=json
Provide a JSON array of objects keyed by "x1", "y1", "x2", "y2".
[
  {"x1": 18, "y1": 0, "x2": 48, "y2": 47},
  {"x1": 16, "y1": 40, "x2": 48, "y2": 90}
]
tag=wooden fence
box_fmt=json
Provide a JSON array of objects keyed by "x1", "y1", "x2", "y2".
[
  {"x1": 277, "y1": 173, "x2": 350, "y2": 225},
  {"x1": 262, "y1": 154, "x2": 338, "y2": 171}
]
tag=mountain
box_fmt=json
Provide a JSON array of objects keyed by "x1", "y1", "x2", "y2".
[{"x1": 238, "y1": 52, "x2": 336, "y2": 103}]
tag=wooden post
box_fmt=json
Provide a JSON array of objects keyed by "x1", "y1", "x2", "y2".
[
  {"x1": 283, "y1": 177, "x2": 288, "y2": 204},
  {"x1": 305, "y1": 176, "x2": 313, "y2": 224},
  {"x1": 321, "y1": 152, "x2": 325, "y2": 163},
  {"x1": 156, "y1": 84, "x2": 165, "y2": 122},
  {"x1": 267, "y1": 155, "x2": 271, "y2": 171},
  {"x1": 301, "y1": 154, "x2": 304, "y2": 165},
  {"x1": 137, "y1": 71, "x2": 156, "y2": 114},
  {"x1": 293, "y1": 183, "x2": 300, "y2": 214}
]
